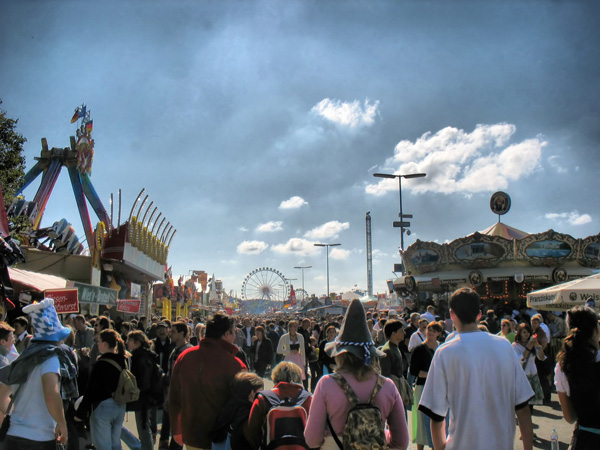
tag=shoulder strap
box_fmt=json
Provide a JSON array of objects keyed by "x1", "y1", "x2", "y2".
[
  {"x1": 99, "y1": 358, "x2": 124, "y2": 372},
  {"x1": 330, "y1": 373, "x2": 359, "y2": 405},
  {"x1": 368, "y1": 375, "x2": 385, "y2": 404}
]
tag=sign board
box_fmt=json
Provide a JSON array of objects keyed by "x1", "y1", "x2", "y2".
[
  {"x1": 45, "y1": 288, "x2": 79, "y2": 314},
  {"x1": 73, "y1": 282, "x2": 117, "y2": 305},
  {"x1": 116, "y1": 299, "x2": 141, "y2": 314}
]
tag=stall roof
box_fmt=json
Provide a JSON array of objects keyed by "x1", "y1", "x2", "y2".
[{"x1": 8, "y1": 267, "x2": 67, "y2": 292}]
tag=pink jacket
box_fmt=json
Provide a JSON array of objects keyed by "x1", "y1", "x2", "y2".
[{"x1": 304, "y1": 371, "x2": 409, "y2": 449}]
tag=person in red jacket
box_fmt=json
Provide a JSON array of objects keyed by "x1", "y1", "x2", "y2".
[{"x1": 168, "y1": 313, "x2": 246, "y2": 450}]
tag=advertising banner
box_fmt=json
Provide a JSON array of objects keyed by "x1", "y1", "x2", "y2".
[
  {"x1": 45, "y1": 288, "x2": 79, "y2": 314},
  {"x1": 117, "y1": 299, "x2": 142, "y2": 314}
]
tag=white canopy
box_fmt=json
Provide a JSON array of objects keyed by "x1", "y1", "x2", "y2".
[{"x1": 526, "y1": 273, "x2": 600, "y2": 311}]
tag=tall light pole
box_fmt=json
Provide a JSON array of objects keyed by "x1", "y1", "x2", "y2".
[
  {"x1": 373, "y1": 172, "x2": 426, "y2": 251},
  {"x1": 313, "y1": 243, "x2": 340, "y2": 298},
  {"x1": 293, "y1": 265, "x2": 311, "y2": 296}
]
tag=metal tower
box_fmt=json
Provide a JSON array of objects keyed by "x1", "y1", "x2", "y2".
[{"x1": 366, "y1": 211, "x2": 373, "y2": 297}]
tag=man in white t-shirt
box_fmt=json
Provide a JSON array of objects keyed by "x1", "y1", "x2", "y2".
[
  {"x1": 418, "y1": 288, "x2": 534, "y2": 450},
  {"x1": 408, "y1": 318, "x2": 428, "y2": 352}
]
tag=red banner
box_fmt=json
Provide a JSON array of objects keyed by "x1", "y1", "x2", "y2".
[
  {"x1": 45, "y1": 288, "x2": 79, "y2": 314},
  {"x1": 117, "y1": 299, "x2": 141, "y2": 314}
]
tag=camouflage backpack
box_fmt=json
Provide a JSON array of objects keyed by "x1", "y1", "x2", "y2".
[{"x1": 327, "y1": 373, "x2": 389, "y2": 450}]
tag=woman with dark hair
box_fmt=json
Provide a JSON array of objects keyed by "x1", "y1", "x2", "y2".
[
  {"x1": 555, "y1": 306, "x2": 600, "y2": 450},
  {"x1": 513, "y1": 323, "x2": 545, "y2": 412},
  {"x1": 318, "y1": 326, "x2": 338, "y2": 375},
  {"x1": 74, "y1": 329, "x2": 128, "y2": 450},
  {"x1": 127, "y1": 330, "x2": 159, "y2": 450},
  {"x1": 250, "y1": 326, "x2": 274, "y2": 378},
  {"x1": 410, "y1": 321, "x2": 442, "y2": 450}
]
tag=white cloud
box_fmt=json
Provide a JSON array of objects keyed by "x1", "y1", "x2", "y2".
[
  {"x1": 365, "y1": 124, "x2": 546, "y2": 196},
  {"x1": 548, "y1": 155, "x2": 568, "y2": 174},
  {"x1": 271, "y1": 238, "x2": 320, "y2": 256},
  {"x1": 545, "y1": 211, "x2": 592, "y2": 226},
  {"x1": 279, "y1": 196, "x2": 308, "y2": 210},
  {"x1": 256, "y1": 221, "x2": 283, "y2": 233},
  {"x1": 304, "y1": 221, "x2": 350, "y2": 240},
  {"x1": 238, "y1": 226, "x2": 249, "y2": 232},
  {"x1": 330, "y1": 248, "x2": 351, "y2": 260},
  {"x1": 237, "y1": 240, "x2": 268, "y2": 254},
  {"x1": 312, "y1": 98, "x2": 379, "y2": 128}
]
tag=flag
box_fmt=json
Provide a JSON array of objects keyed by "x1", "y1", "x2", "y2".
[
  {"x1": 70, "y1": 104, "x2": 86, "y2": 123},
  {"x1": 86, "y1": 120, "x2": 93, "y2": 133}
]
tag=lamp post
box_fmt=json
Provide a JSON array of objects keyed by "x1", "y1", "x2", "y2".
[
  {"x1": 313, "y1": 243, "x2": 340, "y2": 298},
  {"x1": 373, "y1": 172, "x2": 426, "y2": 251},
  {"x1": 293, "y1": 265, "x2": 311, "y2": 295}
]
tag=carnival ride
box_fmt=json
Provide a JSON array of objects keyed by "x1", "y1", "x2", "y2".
[
  {"x1": 241, "y1": 267, "x2": 290, "y2": 302},
  {"x1": 393, "y1": 192, "x2": 600, "y2": 309},
  {"x1": 9, "y1": 105, "x2": 108, "y2": 253}
]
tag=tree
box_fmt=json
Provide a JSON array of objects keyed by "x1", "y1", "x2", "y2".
[{"x1": 0, "y1": 100, "x2": 26, "y2": 206}]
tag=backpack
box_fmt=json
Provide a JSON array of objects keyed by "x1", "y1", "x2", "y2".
[
  {"x1": 147, "y1": 359, "x2": 165, "y2": 406},
  {"x1": 260, "y1": 388, "x2": 311, "y2": 450},
  {"x1": 101, "y1": 358, "x2": 140, "y2": 405},
  {"x1": 327, "y1": 373, "x2": 389, "y2": 450}
]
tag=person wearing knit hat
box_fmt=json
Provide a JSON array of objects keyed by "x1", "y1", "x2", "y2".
[
  {"x1": 0, "y1": 298, "x2": 75, "y2": 449},
  {"x1": 305, "y1": 299, "x2": 409, "y2": 449}
]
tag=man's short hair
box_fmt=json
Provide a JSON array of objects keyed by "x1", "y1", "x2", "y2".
[
  {"x1": 449, "y1": 288, "x2": 481, "y2": 325},
  {"x1": 12, "y1": 316, "x2": 29, "y2": 329},
  {"x1": 205, "y1": 314, "x2": 234, "y2": 339},
  {"x1": 0, "y1": 322, "x2": 14, "y2": 341},
  {"x1": 384, "y1": 319, "x2": 404, "y2": 339},
  {"x1": 172, "y1": 321, "x2": 188, "y2": 337},
  {"x1": 73, "y1": 314, "x2": 86, "y2": 324}
]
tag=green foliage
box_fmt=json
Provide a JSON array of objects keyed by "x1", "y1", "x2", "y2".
[{"x1": 0, "y1": 100, "x2": 26, "y2": 205}]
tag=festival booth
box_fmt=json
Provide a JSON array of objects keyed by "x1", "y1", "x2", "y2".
[
  {"x1": 8, "y1": 106, "x2": 174, "y2": 319},
  {"x1": 526, "y1": 273, "x2": 600, "y2": 311},
  {"x1": 393, "y1": 192, "x2": 600, "y2": 311}
]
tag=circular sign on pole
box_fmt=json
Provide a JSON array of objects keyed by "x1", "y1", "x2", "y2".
[{"x1": 490, "y1": 191, "x2": 511, "y2": 216}]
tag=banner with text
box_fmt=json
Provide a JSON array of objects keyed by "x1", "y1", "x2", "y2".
[
  {"x1": 117, "y1": 299, "x2": 142, "y2": 314},
  {"x1": 44, "y1": 288, "x2": 80, "y2": 314}
]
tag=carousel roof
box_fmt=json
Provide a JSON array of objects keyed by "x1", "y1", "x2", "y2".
[{"x1": 479, "y1": 222, "x2": 529, "y2": 240}]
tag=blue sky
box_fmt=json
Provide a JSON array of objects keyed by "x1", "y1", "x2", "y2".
[{"x1": 1, "y1": 0, "x2": 598, "y2": 298}]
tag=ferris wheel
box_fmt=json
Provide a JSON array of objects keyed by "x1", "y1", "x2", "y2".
[
  {"x1": 242, "y1": 267, "x2": 290, "y2": 302},
  {"x1": 295, "y1": 288, "x2": 309, "y2": 303}
]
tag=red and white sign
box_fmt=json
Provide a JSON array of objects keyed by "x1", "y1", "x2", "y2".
[
  {"x1": 117, "y1": 299, "x2": 142, "y2": 314},
  {"x1": 45, "y1": 288, "x2": 79, "y2": 314}
]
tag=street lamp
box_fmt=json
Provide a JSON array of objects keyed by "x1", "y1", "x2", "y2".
[
  {"x1": 373, "y1": 172, "x2": 426, "y2": 251},
  {"x1": 313, "y1": 243, "x2": 340, "y2": 298},
  {"x1": 293, "y1": 265, "x2": 312, "y2": 296}
]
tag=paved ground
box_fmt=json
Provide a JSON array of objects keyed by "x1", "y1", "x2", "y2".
[{"x1": 117, "y1": 381, "x2": 573, "y2": 450}]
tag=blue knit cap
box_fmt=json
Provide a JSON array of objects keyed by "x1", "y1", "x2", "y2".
[{"x1": 23, "y1": 298, "x2": 72, "y2": 342}]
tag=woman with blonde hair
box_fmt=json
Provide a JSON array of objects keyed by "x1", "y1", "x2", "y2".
[
  {"x1": 305, "y1": 299, "x2": 408, "y2": 449},
  {"x1": 276, "y1": 320, "x2": 305, "y2": 380},
  {"x1": 245, "y1": 362, "x2": 311, "y2": 449}
]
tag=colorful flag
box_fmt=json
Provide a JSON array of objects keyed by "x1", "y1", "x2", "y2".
[
  {"x1": 70, "y1": 104, "x2": 86, "y2": 123},
  {"x1": 86, "y1": 120, "x2": 93, "y2": 133}
]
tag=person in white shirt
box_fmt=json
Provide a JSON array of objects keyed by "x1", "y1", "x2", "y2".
[
  {"x1": 419, "y1": 288, "x2": 534, "y2": 450},
  {"x1": 408, "y1": 318, "x2": 428, "y2": 353}
]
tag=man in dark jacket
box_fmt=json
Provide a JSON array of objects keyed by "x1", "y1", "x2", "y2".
[{"x1": 169, "y1": 314, "x2": 246, "y2": 449}]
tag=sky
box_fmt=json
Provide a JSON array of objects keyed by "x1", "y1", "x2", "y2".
[{"x1": 1, "y1": 0, "x2": 598, "y2": 299}]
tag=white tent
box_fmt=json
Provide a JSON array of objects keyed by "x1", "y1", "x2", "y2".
[{"x1": 526, "y1": 273, "x2": 600, "y2": 311}]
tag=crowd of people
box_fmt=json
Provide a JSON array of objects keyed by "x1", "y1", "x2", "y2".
[{"x1": 0, "y1": 288, "x2": 597, "y2": 450}]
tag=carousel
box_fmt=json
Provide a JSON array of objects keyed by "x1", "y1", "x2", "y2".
[{"x1": 394, "y1": 192, "x2": 600, "y2": 311}]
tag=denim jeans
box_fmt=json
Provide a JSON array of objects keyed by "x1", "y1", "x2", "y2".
[
  {"x1": 135, "y1": 410, "x2": 154, "y2": 450},
  {"x1": 121, "y1": 425, "x2": 142, "y2": 450},
  {"x1": 90, "y1": 397, "x2": 126, "y2": 450}
]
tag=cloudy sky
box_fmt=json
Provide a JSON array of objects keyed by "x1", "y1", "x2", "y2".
[{"x1": 1, "y1": 1, "x2": 598, "y2": 298}]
